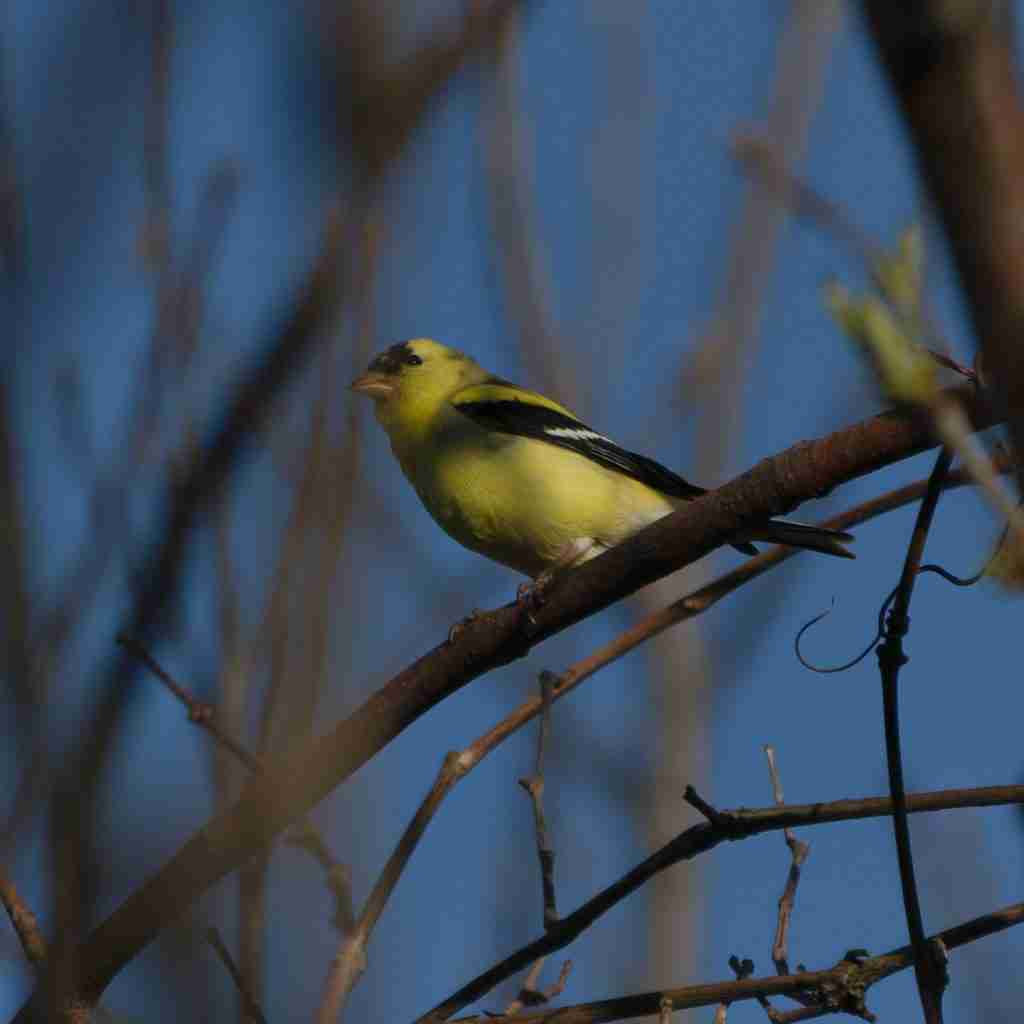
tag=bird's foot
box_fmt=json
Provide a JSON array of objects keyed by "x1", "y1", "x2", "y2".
[
  {"x1": 448, "y1": 608, "x2": 484, "y2": 645},
  {"x1": 516, "y1": 572, "x2": 555, "y2": 633}
]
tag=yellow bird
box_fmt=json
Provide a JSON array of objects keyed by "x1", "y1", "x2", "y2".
[{"x1": 352, "y1": 339, "x2": 853, "y2": 580}]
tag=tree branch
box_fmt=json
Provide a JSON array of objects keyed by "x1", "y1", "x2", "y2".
[
  {"x1": 876, "y1": 446, "x2": 953, "y2": 1022},
  {"x1": 764, "y1": 747, "x2": 810, "y2": 978},
  {"x1": 418, "y1": 783, "x2": 1024, "y2": 1023},
  {"x1": 314, "y1": 445, "x2": 1009, "y2": 1018},
  {"x1": 447, "y1": 898, "x2": 1024, "y2": 1024},
  {"x1": 40, "y1": 386, "x2": 993, "y2": 1012}
]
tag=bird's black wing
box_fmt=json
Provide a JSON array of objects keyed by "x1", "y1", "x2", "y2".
[{"x1": 451, "y1": 380, "x2": 705, "y2": 500}]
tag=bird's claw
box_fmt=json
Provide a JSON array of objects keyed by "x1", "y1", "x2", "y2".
[{"x1": 516, "y1": 573, "x2": 554, "y2": 633}]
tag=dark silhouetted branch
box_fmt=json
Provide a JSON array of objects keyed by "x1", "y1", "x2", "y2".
[
  {"x1": 875, "y1": 447, "x2": 953, "y2": 1022},
  {"x1": 448, "y1": 900, "x2": 1024, "y2": 1024},
  {"x1": 418, "y1": 784, "x2": 1024, "y2": 1023}
]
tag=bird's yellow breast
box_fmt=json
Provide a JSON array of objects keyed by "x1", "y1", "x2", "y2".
[{"x1": 393, "y1": 409, "x2": 677, "y2": 577}]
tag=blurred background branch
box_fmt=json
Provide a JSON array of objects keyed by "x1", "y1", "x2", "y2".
[{"x1": 1, "y1": 3, "x2": 1021, "y2": 1023}]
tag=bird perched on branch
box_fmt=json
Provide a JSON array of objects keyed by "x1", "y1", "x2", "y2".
[{"x1": 351, "y1": 339, "x2": 853, "y2": 582}]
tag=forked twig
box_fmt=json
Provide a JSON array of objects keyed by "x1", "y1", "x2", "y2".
[
  {"x1": 419, "y1": 784, "x2": 1024, "y2": 1024},
  {"x1": 763, "y1": 747, "x2": 810, "y2": 977},
  {"x1": 503, "y1": 958, "x2": 573, "y2": 1016},
  {"x1": 448, "y1": 899, "x2": 1024, "y2": 1024}
]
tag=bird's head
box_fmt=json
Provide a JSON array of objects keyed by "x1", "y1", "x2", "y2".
[{"x1": 351, "y1": 339, "x2": 486, "y2": 437}]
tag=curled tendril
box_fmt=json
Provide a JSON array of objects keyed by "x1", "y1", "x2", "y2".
[
  {"x1": 919, "y1": 524, "x2": 1009, "y2": 588},
  {"x1": 795, "y1": 588, "x2": 897, "y2": 674},
  {"x1": 796, "y1": 525, "x2": 1008, "y2": 674}
]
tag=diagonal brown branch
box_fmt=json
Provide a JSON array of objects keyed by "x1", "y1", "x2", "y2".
[
  {"x1": 42, "y1": 385, "x2": 994, "y2": 1013},
  {"x1": 317, "y1": 445, "x2": 1010, "y2": 1020}
]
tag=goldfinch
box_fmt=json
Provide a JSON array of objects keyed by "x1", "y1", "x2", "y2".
[{"x1": 351, "y1": 339, "x2": 853, "y2": 579}]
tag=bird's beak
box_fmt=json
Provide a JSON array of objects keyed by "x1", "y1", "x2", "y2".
[{"x1": 350, "y1": 372, "x2": 395, "y2": 398}]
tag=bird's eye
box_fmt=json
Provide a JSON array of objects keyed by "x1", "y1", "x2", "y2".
[{"x1": 406, "y1": 353, "x2": 423, "y2": 366}]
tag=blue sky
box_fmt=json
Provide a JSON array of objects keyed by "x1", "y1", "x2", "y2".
[{"x1": 1, "y1": 3, "x2": 1020, "y2": 1022}]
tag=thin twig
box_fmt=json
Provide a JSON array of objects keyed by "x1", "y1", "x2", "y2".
[
  {"x1": 505, "y1": 673, "x2": 564, "y2": 1019},
  {"x1": 205, "y1": 928, "x2": 269, "y2": 1024},
  {"x1": 505, "y1": 959, "x2": 545, "y2": 1015},
  {"x1": 449, "y1": 900, "x2": 1024, "y2": 1024},
  {"x1": 0, "y1": 867, "x2": 47, "y2": 969},
  {"x1": 877, "y1": 446, "x2": 953, "y2": 1023},
  {"x1": 713, "y1": 775, "x2": 815, "y2": 1024},
  {"x1": 315, "y1": 750, "x2": 466, "y2": 1024},
  {"x1": 504, "y1": 959, "x2": 572, "y2": 1016},
  {"x1": 317, "y1": 666, "x2": 564, "y2": 1023},
  {"x1": 418, "y1": 783, "x2": 1024, "y2": 1023},
  {"x1": 682, "y1": 786, "x2": 728, "y2": 827},
  {"x1": 763, "y1": 747, "x2": 810, "y2": 977}
]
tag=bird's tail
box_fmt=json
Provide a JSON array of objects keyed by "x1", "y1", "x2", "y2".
[{"x1": 742, "y1": 519, "x2": 855, "y2": 559}]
